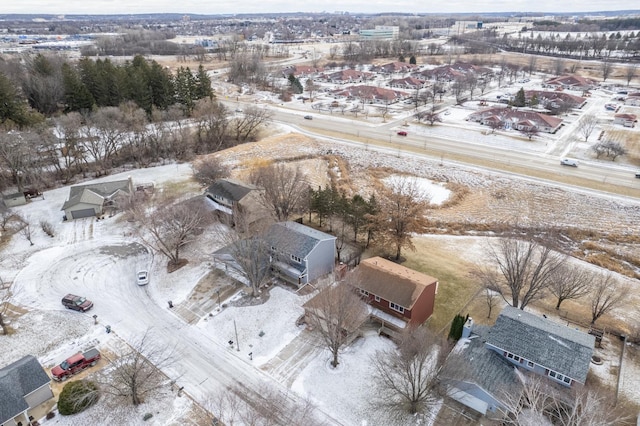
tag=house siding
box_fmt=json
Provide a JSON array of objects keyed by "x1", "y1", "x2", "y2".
[
  {"x1": 23, "y1": 383, "x2": 54, "y2": 411},
  {"x1": 447, "y1": 380, "x2": 506, "y2": 415},
  {"x1": 64, "y1": 202, "x2": 101, "y2": 219},
  {"x1": 408, "y1": 282, "x2": 437, "y2": 325},
  {"x1": 305, "y1": 238, "x2": 336, "y2": 283}
]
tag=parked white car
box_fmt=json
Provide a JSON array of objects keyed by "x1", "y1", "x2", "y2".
[{"x1": 137, "y1": 270, "x2": 149, "y2": 286}]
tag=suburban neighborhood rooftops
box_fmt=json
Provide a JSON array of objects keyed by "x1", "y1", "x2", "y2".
[
  {"x1": 0, "y1": 355, "x2": 51, "y2": 424},
  {"x1": 486, "y1": 307, "x2": 595, "y2": 383},
  {"x1": 355, "y1": 256, "x2": 437, "y2": 310}
]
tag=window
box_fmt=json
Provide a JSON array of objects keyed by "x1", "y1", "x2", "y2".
[
  {"x1": 563, "y1": 376, "x2": 571, "y2": 384},
  {"x1": 291, "y1": 254, "x2": 302, "y2": 263},
  {"x1": 389, "y1": 302, "x2": 404, "y2": 313},
  {"x1": 360, "y1": 289, "x2": 369, "y2": 297},
  {"x1": 374, "y1": 295, "x2": 381, "y2": 302},
  {"x1": 507, "y1": 353, "x2": 514, "y2": 359},
  {"x1": 527, "y1": 361, "x2": 534, "y2": 368}
]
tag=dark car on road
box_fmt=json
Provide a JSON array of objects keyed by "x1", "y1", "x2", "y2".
[
  {"x1": 61, "y1": 294, "x2": 93, "y2": 312},
  {"x1": 397, "y1": 131, "x2": 408, "y2": 136}
]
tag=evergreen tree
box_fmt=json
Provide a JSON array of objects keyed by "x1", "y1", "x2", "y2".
[
  {"x1": 287, "y1": 74, "x2": 303, "y2": 94},
  {"x1": 0, "y1": 72, "x2": 33, "y2": 127},
  {"x1": 194, "y1": 64, "x2": 213, "y2": 100},
  {"x1": 148, "y1": 61, "x2": 175, "y2": 110},
  {"x1": 512, "y1": 87, "x2": 526, "y2": 107},
  {"x1": 399, "y1": 54, "x2": 405, "y2": 62},
  {"x1": 62, "y1": 63, "x2": 95, "y2": 113},
  {"x1": 174, "y1": 67, "x2": 197, "y2": 115},
  {"x1": 409, "y1": 55, "x2": 417, "y2": 65}
]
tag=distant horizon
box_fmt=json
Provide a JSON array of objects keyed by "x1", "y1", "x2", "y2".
[{"x1": 0, "y1": 1, "x2": 638, "y2": 18}]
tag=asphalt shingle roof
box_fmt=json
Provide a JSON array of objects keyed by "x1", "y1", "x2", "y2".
[
  {"x1": 486, "y1": 307, "x2": 594, "y2": 383},
  {"x1": 61, "y1": 179, "x2": 131, "y2": 210},
  {"x1": 0, "y1": 355, "x2": 51, "y2": 424},
  {"x1": 206, "y1": 179, "x2": 260, "y2": 203},
  {"x1": 264, "y1": 221, "x2": 335, "y2": 258}
]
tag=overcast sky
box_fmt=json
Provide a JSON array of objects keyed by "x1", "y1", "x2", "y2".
[{"x1": 0, "y1": 1, "x2": 635, "y2": 16}]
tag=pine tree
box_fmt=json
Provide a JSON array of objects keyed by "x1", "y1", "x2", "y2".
[{"x1": 62, "y1": 63, "x2": 95, "y2": 113}]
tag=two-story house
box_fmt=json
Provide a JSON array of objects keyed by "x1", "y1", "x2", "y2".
[
  {"x1": 351, "y1": 256, "x2": 438, "y2": 338},
  {"x1": 264, "y1": 221, "x2": 336, "y2": 287},
  {"x1": 204, "y1": 178, "x2": 266, "y2": 227},
  {"x1": 1, "y1": 355, "x2": 54, "y2": 426}
]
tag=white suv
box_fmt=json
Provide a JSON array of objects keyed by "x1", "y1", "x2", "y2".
[{"x1": 560, "y1": 158, "x2": 579, "y2": 167}]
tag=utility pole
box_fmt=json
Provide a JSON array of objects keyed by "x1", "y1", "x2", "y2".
[{"x1": 234, "y1": 319, "x2": 240, "y2": 352}]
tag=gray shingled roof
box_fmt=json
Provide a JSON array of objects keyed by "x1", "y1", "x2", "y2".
[
  {"x1": 61, "y1": 179, "x2": 131, "y2": 210},
  {"x1": 486, "y1": 307, "x2": 595, "y2": 383},
  {"x1": 443, "y1": 325, "x2": 521, "y2": 403},
  {"x1": 0, "y1": 355, "x2": 51, "y2": 424},
  {"x1": 264, "y1": 221, "x2": 335, "y2": 258},
  {"x1": 205, "y1": 179, "x2": 260, "y2": 203}
]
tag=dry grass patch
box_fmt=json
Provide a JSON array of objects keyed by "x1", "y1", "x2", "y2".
[{"x1": 401, "y1": 236, "x2": 481, "y2": 334}]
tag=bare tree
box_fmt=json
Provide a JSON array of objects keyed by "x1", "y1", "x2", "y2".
[
  {"x1": 501, "y1": 375, "x2": 630, "y2": 426},
  {"x1": 520, "y1": 126, "x2": 539, "y2": 140},
  {"x1": 231, "y1": 105, "x2": 273, "y2": 142},
  {"x1": 548, "y1": 264, "x2": 592, "y2": 310},
  {"x1": 99, "y1": 329, "x2": 175, "y2": 406},
  {"x1": 250, "y1": 163, "x2": 309, "y2": 222},
  {"x1": 135, "y1": 197, "x2": 211, "y2": 269},
  {"x1": 192, "y1": 98, "x2": 230, "y2": 153},
  {"x1": 591, "y1": 139, "x2": 627, "y2": 161},
  {"x1": 589, "y1": 272, "x2": 629, "y2": 325},
  {"x1": 577, "y1": 114, "x2": 598, "y2": 142},
  {"x1": 208, "y1": 382, "x2": 324, "y2": 426},
  {"x1": 369, "y1": 176, "x2": 429, "y2": 261},
  {"x1": 600, "y1": 57, "x2": 613, "y2": 81},
  {"x1": 484, "y1": 287, "x2": 499, "y2": 319},
  {"x1": 304, "y1": 280, "x2": 368, "y2": 368},
  {"x1": 15, "y1": 214, "x2": 34, "y2": 246},
  {"x1": 552, "y1": 57, "x2": 565, "y2": 76},
  {"x1": 624, "y1": 63, "x2": 638, "y2": 86},
  {"x1": 371, "y1": 326, "x2": 443, "y2": 420},
  {"x1": 477, "y1": 237, "x2": 566, "y2": 310},
  {"x1": 0, "y1": 280, "x2": 20, "y2": 335},
  {"x1": 191, "y1": 155, "x2": 231, "y2": 187},
  {"x1": 215, "y1": 221, "x2": 272, "y2": 298}
]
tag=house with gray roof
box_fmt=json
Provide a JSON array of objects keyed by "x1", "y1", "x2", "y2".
[
  {"x1": 485, "y1": 306, "x2": 594, "y2": 387},
  {"x1": 1, "y1": 355, "x2": 54, "y2": 426},
  {"x1": 61, "y1": 178, "x2": 133, "y2": 220},
  {"x1": 441, "y1": 322, "x2": 521, "y2": 418},
  {"x1": 204, "y1": 178, "x2": 266, "y2": 227},
  {"x1": 264, "y1": 221, "x2": 336, "y2": 286},
  {"x1": 213, "y1": 221, "x2": 336, "y2": 288}
]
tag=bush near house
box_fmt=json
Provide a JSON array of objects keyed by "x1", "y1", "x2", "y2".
[{"x1": 58, "y1": 380, "x2": 99, "y2": 415}]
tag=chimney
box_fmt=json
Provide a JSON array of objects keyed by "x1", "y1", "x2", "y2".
[{"x1": 462, "y1": 317, "x2": 474, "y2": 339}]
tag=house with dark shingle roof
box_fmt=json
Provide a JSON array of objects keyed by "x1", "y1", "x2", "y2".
[
  {"x1": 351, "y1": 256, "x2": 438, "y2": 338},
  {"x1": 441, "y1": 323, "x2": 521, "y2": 418},
  {"x1": 213, "y1": 221, "x2": 336, "y2": 288},
  {"x1": 61, "y1": 178, "x2": 133, "y2": 220},
  {"x1": 1, "y1": 355, "x2": 54, "y2": 426},
  {"x1": 485, "y1": 306, "x2": 594, "y2": 387},
  {"x1": 204, "y1": 178, "x2": 266, "y2": 227},
  {"x1": 264, "y1": 221, "x2": 336, "y2": 286}
]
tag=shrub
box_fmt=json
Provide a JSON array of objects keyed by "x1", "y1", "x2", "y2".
[
  {"x1": 58, "y1": 380, "x2": 99, "y2": 415},
  {"x1": 143, "y1": 413, "x2": 153, "y2": 421}
]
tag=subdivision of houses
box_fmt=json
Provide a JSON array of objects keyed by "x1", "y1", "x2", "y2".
[
  {"x1": 441, "y1": 306, "x2": 595, "y2": 418},
  {"x1": 281, "y1": 65, "x2": 324, "y2": 79},
  {"x1": 467, "y1": 107, "x2": 563, "y2": 133},
  {"x1": 61, "y1": 178, "x2": 133, "y2": 220},
  {"x1": 350, "y1": 256, "x2": 438, "y2": 338},
  {"x1": 0, "y1": 355, "x2": 54, "y2": 426},
  {"x1": 332, "y1": 85, "x2": 408, "y2": 104},
  {"x1": 204, "y1": 178, "x2": 267, "y2": 227},
  {"x1": 613, "y1": 113, "x2": 637, "y2": 127},
  {"x1": 371, "y1": 61, "x2": 417, "y2": 75}
]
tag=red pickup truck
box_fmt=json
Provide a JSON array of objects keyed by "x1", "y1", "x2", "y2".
[{"x1": 51, "y1": 348, "x2": 101, "y2": 381}]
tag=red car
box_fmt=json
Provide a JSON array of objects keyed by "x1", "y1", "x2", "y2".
[{"x1": 397, "y1": 131, "x2": 408, "y2": 136}]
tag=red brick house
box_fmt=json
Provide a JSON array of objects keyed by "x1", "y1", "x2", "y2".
[{"x1": 352, "y1": 256, "x2": 438, "y2": 338}]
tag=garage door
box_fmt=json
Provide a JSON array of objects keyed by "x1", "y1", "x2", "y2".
[{"x1": 71, "y1": 208, "x2": 95, "y2": 219}]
